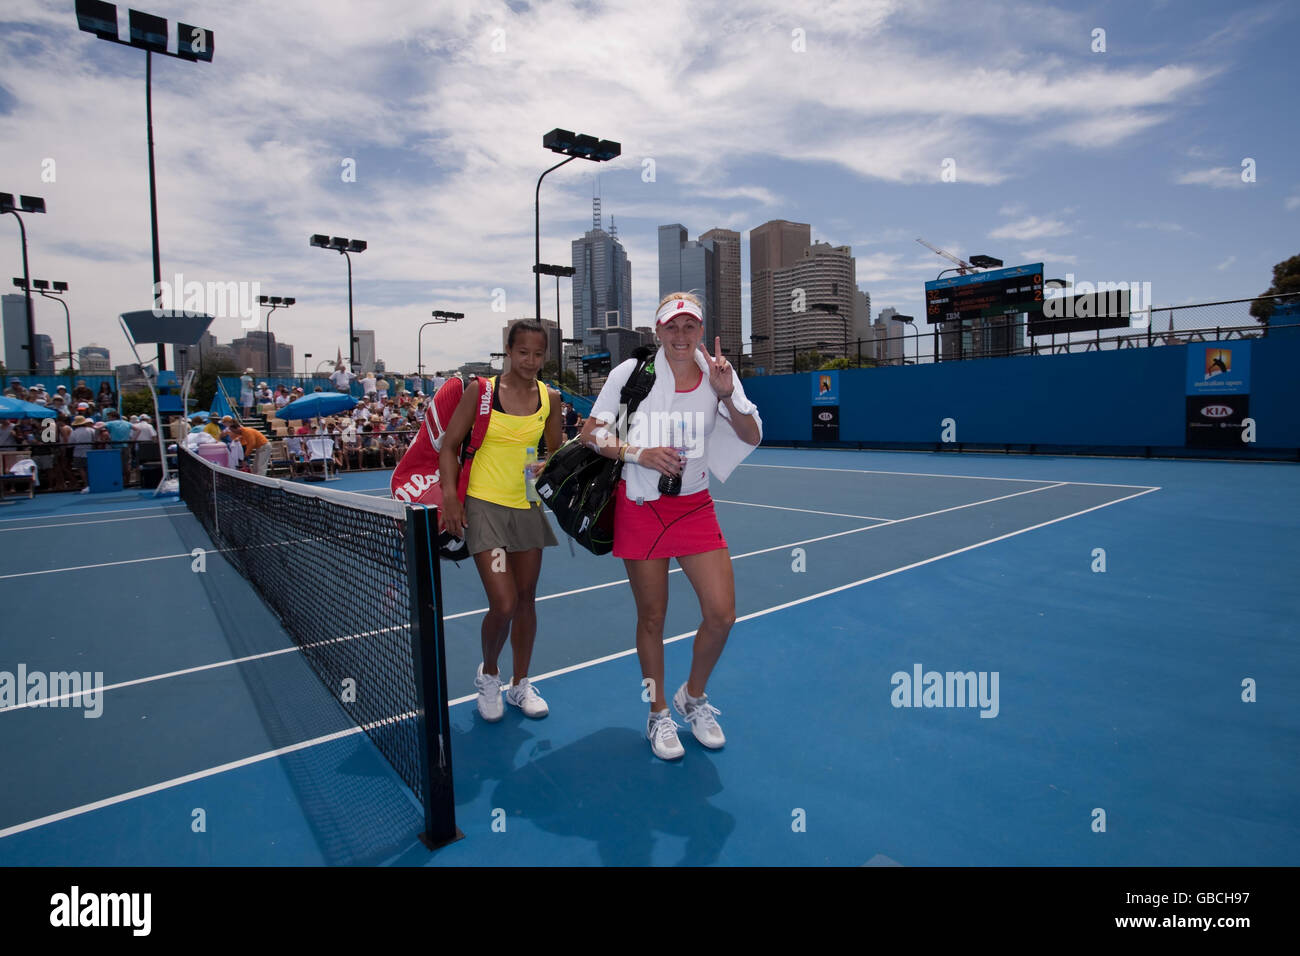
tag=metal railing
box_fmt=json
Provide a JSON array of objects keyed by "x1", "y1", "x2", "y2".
[{"x1": 737, "y1": 294, "x2": 1296, "y2": 376}]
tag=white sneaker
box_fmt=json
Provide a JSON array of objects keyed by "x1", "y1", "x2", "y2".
[
  {"x1": 646, "y1": 709, "x2": 685, "y2": 761},
  {"x1": 673, "y1": 683, "x2": 726, "y2": 749},
  {"x1": 474, "y1": 663, "x2": 504, "y2": 722},
  {"x1": 505, "y1": 677, "x2": 549, "y2": 718}
]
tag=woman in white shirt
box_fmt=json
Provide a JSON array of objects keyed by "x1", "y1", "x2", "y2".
[{"x1": 580, "y1": 292, "x2": 762, "y2": 761}]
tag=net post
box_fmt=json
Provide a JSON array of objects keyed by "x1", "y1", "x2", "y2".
[{"x1": 404, "y1": 504, "x2": 463, "y2": 850}]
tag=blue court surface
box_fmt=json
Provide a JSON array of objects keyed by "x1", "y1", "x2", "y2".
[{"x1": 0, "y1": 447, "x2": 1296, "y2": 866}]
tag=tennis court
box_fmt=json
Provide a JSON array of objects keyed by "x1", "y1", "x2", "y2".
[{"x1": 0, "y1": 446, "x2": 1296, "y2": 866}]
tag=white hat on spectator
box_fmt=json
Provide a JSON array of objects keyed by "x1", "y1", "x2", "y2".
[
  {"x1": 130, "y1": 415, "x2": 140, "y2": 423},
  {"x1": 140, "y1": 414, "x2": 151, "y2": 421}
]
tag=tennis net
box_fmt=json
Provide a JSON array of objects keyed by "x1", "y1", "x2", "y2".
[{"x1": 177, "y1": 445, "x2": 459, "y2": 849}]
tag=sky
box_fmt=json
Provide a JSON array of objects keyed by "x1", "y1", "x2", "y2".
[{"x1": 1, "y1": 0, "x2": 1297, "y2": 375}]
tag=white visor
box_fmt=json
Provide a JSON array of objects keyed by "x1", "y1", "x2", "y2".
[{"x1": 655, "y1": 298, "x2": 704, "y2": 326}]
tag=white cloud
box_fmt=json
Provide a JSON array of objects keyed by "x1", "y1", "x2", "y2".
[
  {"x1": 1131, "y1": 221, "x2": 1188, "y2": 233},
  {"x1": 1216, "y1": 256, "x2": 1237, "y2": 271},
  {"x1": 1176, "y1": 167, "x2": 1247, "y2": 188},
  {"x1": 1285, "y1": 196, "x2": 1300, "y2": 211},
  {"x1": 988, "y1": 217, "x2": 1071, "y2": 240},
  {"x1": 1020, "y1": 249, "x2": 1078, "y2": 265},
  {"x1": 0, "y1": 0, "x2": 1233, "y2": 371}
]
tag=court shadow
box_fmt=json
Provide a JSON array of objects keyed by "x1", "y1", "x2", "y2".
[{"x1": 489, "y1": 727, "x2": 735, "y2": 866}]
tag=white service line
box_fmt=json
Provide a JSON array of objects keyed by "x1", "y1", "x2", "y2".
[
  {"x1": 0, "y1": 716, "x2": 412, "y2": 840},
  {"x1": 0, "y1": 484, "x2": 1161, "y2": 841},
  {"x1": 740, "y1": 461, "x2": 1160, "y2": 490},
  {"x1": 446, "y1": 479, "x2": 1068, "y2": 617},
  {"x1": 0, "y1": 505, "x2": 182, "y2": 523},
  {"x1": 712, "y1": 498, "x2": 890, "y2": 521},
  {"x1": 0, "y1": 512, "x2": 193, "y2": 533},
  {"x1": 0, "y1": 551, "x2": 214, "y2": 580}
]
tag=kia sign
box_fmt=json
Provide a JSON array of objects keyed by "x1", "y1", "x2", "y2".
[
  {"x1": 1186, "y1": 395, "x2": 1248, "y2": 448},
  {"x1": 811, "y1": 405, "x2": 839, "y2": 442}
]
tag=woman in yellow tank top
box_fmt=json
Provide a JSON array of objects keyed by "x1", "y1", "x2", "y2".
[{"x1": 439, "y1": 321, "x2": 562, "y2": 723}]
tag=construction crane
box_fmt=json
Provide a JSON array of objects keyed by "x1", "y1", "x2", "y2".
[{"x1": 916, "y1": 238, "x2": 974, "y2": 275}]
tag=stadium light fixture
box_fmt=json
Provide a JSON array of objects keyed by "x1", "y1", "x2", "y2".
[
  {"x1": 259, "y1": 294, "x2": 296, "y2": 376},
  {"x1": 311, "y1": 233, "x2": 366, "y2": 370},
  {"x1": 537, "y1": 128, "x2": 620, "y2": 333},
  {"x1": 2, "y1": 190, "x2": 46, "y2": 372},
  {"x1": 75, "y1": 2, "x2": 214, "y2": 370}
]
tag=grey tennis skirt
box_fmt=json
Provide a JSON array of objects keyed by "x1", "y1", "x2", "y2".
[{"x1": 465, "y1": 495, "x2": 559, "y2": 555}]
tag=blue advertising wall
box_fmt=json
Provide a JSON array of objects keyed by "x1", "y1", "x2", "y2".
[{"x1": 740, "y1": 334, "x2": 1300, "y2": 452}]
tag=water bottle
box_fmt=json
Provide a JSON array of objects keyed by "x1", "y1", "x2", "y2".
[
  {"x1": 657, "y1": 423, "x2": 685, "y2": 496},
  {"x1": 524, "y1": 446, "x2": 540, "y2": 502}
]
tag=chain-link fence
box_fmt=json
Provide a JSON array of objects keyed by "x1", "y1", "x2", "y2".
[{"x1": 738, "y1": 294, "x2": 1297, "y2": 375}]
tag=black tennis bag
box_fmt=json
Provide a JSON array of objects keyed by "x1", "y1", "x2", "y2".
[{"x1": 535, "y1": 347, "x2": 656, "y2": 554}]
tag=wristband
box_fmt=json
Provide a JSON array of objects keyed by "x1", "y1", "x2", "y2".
[
  {"x1": 623, "y1": 445, "x2": 642, "y2": 464},
  {"x1": 722, "y1": 392, "x2": 756, "y2": 416}
]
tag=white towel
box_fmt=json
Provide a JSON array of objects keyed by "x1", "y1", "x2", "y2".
[{"x1": 597, "y1": 346, "x2": 762, "y2": 503}]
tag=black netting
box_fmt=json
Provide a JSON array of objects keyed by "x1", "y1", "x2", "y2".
[{"x1": 178, "y1": 446, "x2": 428, "y2": 808}]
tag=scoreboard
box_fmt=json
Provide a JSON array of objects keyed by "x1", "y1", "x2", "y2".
[{"x1": 924, "y1": 264, "x2": 1043, "y2": 325}]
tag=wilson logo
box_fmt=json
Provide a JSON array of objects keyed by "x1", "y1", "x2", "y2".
[
  {"x1": 1201, "y1": 405, "x2": 1233, "y2": 419},
  {"x1": 393, "y1": 472, "x2": 438, "y2": 502}
]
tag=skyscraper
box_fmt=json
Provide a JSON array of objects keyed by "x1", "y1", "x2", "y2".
[
  {"x1": 700, "y1": 228, "x2": 742, "y2": 360},
  {"x1": 354, "y1": 330, "x2": 376, "y2": 372},
  {"x1": 658, "y1": 224, "x2": 718, "y2": 345},
  {"x1": 33, "y1": 334, "x2": 54, "y2": 374},
  {"x1": 749, "y1": 220, "x2": 811, "y2": 373},
  {"x1": 2, "y1": 294, "x2": 29, "y2": 373},
  {"x1": 770, "y1": 242, "x2": 857, "y2": 374},
  {"x1": 572, "y1": 199, "x2": 632, "y2": 344},
  {"x1": 78, "y1": 345, "x2": 111, "y2": 372}
]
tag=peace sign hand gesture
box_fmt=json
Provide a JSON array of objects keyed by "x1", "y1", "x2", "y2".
[{"x1": 701, "y1": 337, "x2": 734, "y2": 399}]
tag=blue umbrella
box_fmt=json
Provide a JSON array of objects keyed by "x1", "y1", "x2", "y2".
[
  {"x1": 0, "y1": 396, "x2": 57, "y2": 419},
  {"x1": 276, "y1": 392, "x2": 357, "y2": 421}
]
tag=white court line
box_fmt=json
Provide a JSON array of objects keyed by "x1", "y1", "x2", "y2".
[
  {"x1": 0, "y1": 505, "x2": 182, "y2": 523},
  {"x1": 712, "y1": 498, "x2": 889, "y2": 521},
  {"x1": 0, "y1": 551, "x2": 211, "y2": 580},
  {"x1": 0, "y1": 714, "x2": 413, "y2": 840},
  {"x1": 450, "y1": 479, "x2": 1070, "y2": 616},
  {"x1": 10, "y1": 479, "x2": 1072, "y2": 701},
  {"x1": 0, "y1": 484, "x2": 1160, "y2": 841},
  {"x1": 740, "y1": 462, "x2": 1160, "y2": 490},
  {"x1": 0, "y1": 512, "x2": 194, "y2": 533}
]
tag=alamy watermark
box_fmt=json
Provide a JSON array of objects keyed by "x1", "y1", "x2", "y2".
[
  {"x1": 0, "y1": 664, "x2": 104, "y2": 718},
  {"x1": 891, "y1": 663, "x2": 999, "y2": 718},
  {"x1": 1044, "y1": 274, "x2": 1153, "y2": 328},
  {"x1": 152, "y1": 273, "x2": 262, "y2": 328},
  {"x1": 617, "y1": 407, "x2": 708, "y2": 456}
]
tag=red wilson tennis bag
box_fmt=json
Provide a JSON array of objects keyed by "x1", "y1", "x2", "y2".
[{"x1": 391, "y1": 375, "x2": 493, "y2": 560}]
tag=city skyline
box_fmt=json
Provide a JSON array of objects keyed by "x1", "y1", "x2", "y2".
[{"x1": 0, "y1": 0, "x2": 1294, "y2": 377}]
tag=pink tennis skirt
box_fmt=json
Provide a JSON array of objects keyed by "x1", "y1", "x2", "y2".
[{"x1": 613, "y1": 479, "x2": 728, "y2": 560}]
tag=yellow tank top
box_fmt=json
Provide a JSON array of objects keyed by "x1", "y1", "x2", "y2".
[{"x1": 466, "y1": 377, "x2": 550, "y2": 509}]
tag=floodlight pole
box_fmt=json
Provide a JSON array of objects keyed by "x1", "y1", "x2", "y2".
[
  {"x1": 146, "y1": 50, "x2": 165, "y2": 369},
  {"x1": 344, "y1": 250, "x2": 355, "y2": 371},
  {"x1": 3, "y1": 211, "x2": 35, "y2": 374},
  {"x1": 535, "y1": 155, "x2": 576, "y2": 326},
  {"x1": 37, "y1": 289, "x2": 72, "y2": 381}
]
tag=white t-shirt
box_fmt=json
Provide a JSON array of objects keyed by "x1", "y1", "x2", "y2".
[
  {"x1": 134, "y1": 422, "x2": 157, "y2": 442},
  {"x1": 591, "y1": 361, "x2": 718, "y2": 498},
  {"x1": 329, "y1": 369, "x2": 355, "y2": 391},
  {"x1": 360, "y1": 375, "x2": 377, "y2": 395}
]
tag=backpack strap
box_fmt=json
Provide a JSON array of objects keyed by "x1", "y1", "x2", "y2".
[
  {"x1": 619, "y1": 345, "x2": 657, "y2": 414},
  {"x1": 456, "y1": 375, "x2": 495, "y2": 500}
]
